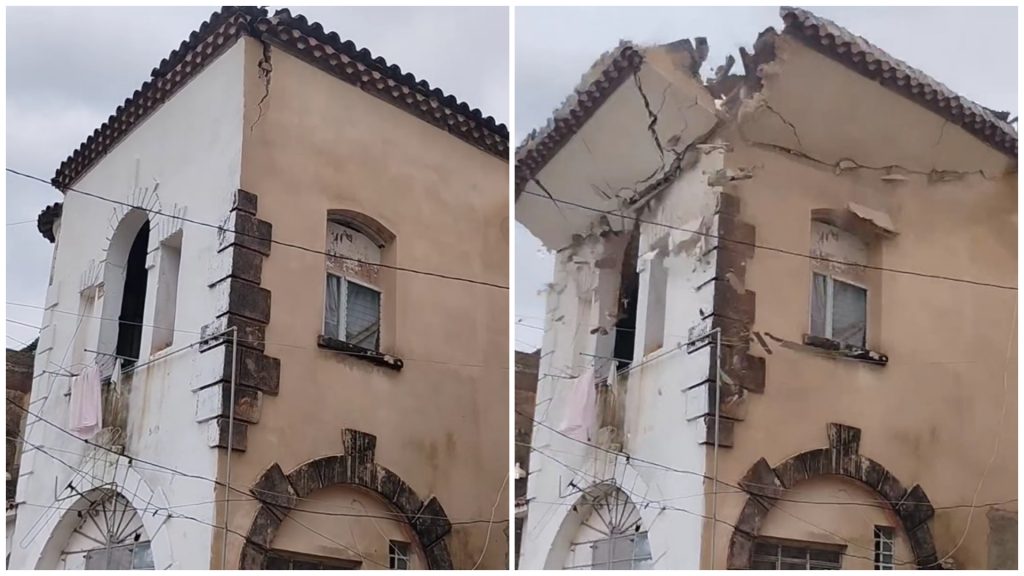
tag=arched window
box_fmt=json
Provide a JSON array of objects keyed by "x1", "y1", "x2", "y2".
[
  {"x1": 115, "y1": 220, "x2": 150, "y2": 364},
  {"x1": 563, "y1": 486, "x2": 651, "y2": 570},
  {"x1": 97, "y1": 210, "x2": 151, "y2": 374},
  {"x1": 322, "y1": 212, "x2": 394, "y2": 352}
]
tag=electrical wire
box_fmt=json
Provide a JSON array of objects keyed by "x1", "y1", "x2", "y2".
[
  {"x1": 470, "y1": 472, "x2": 508, "y2": 570},
  {"x1": 519, "y1": 188, "x2": 1017, "y2": 292},
  {"x1": 7, "y1": 167, "x2": 508, "y2": 291},
  {"x1": 7, "y1": 401, "x2": 506, "y2": 526},
  {"x1": 6, "y1": 302, "x2": 507, "y2": 372}
]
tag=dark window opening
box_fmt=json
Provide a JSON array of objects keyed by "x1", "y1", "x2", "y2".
[
  {"x1": 612, "y1": 226, "x2": 640, "y2": 371},
  {"x1": 752, "y1": 538, "x2": 843, "y2": 570},
  {"x1": 115, "y1": 221, "x2": 150, "y2": 366}
]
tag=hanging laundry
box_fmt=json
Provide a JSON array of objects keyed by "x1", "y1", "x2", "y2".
[
  {"x1": 69, "y1": 365, "x2": 102, "y2": 439},
  {"x1": 110, "y1": 357, "x2": 123, "y2": 395},
  {"x1": 560, "y1": 368, "x2": 596, "y2": 443}
]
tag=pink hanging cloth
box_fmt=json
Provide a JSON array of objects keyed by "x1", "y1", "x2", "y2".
[
  {"x1": 68, "y1": 365, "x2": 102, "y2": 439},
  {"x1": 560, "y1": 368, "x2": 596, "y2": 443}
]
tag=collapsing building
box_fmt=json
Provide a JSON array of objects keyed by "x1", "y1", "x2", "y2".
[
  {"x1": 516, "y1": 7, "x2": 1016, "y2": 570},
  {"x1": 11, "y1": 6, "x2": 509, "y2": 570}
]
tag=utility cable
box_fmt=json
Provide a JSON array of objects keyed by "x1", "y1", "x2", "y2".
[
  {"x1": 519, "y1": 188, "x2": 1017, "y2": 292},
  {"x1": 7, "y1": 167, "x2": 508, "y2": 291}
]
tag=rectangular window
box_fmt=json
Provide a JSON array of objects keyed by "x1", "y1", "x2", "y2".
[
  {"x1": 324, "y1": 274, "x2": 381, "y2": 351},
  {"x1": 589, "y1": 532, "x2": 652, "y2": 569},
  {"x1": 810, "y1": 272, "x2": 867, "y2": 348},
  {"x1": 151, "y1": 231, "x2": 182, "y2": 354},
  {"x1": 644, "y1": 256, "x2": 667, "y2": 355},
  {"x1": 388, "y1": 540, "x2": 410, "y2": 570},
  {"x1": 874, "y1": 526, "x2": 895, "y2": 570},
  {"x1": 752, "y1": 539, "x2": 843, "y2": 570},
  {"x1": 83, "y1": 542, "x2": 153, "y2": 570}
]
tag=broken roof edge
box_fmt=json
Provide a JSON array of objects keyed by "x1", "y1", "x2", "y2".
[
  {"x1": 52, "y1": 6, "x2": 509, "y2": 192},
  {"x1": 779, "y1": 6, "x2": 1017, "y2": 158},
  {"x1": 514, "y1": 42, "x2": 645, "y2": 196},
  {"x1": 516, "y1": 7, "x2": 1017, "y2": 195}
]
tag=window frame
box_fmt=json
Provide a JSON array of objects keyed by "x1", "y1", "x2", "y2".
[
  {"x1": 873, "y1": 525, "x2": 895, "y2": 570},
  {"x1": 388, "y1": 540, "x2": 411, "y2": 570},
  {"x1": 580, "y1": 531, "x2": 652, "y2": 570},
  {"x1": 810, "y1": 271, "x2": 869, "y2": 348},
  {"x1": 751, "y1": 536, "x2": 845, "y2": 570},
  {"x1": 323, "y1": 272, "x2": 383, "y2": 351}
]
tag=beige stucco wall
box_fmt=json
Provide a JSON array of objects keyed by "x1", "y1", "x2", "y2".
[
  {"x1": 704, "y1": 37, "x2": 1017, "y2": 570},
  {"x1": 213, "y1": 37, "x2": 508, "y2": 569}
]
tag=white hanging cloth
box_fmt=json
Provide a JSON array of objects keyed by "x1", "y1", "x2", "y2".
[{"x1": 68, "y1": 365, "x2": 102, "y2": 439}]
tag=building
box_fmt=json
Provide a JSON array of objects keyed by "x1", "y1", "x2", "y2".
[
  {"x1": 7, "y1": 342, "x2": 35, "y2": 566},
  {"x1": 516, "y1": 7, "x2": 1016, "y2": 570},
  {"x1": 10, "y1": 6, "x2": 508, "y2": 570},
  {"x1": 514, "y1": 349, "x2": 539, "y2": 567}
]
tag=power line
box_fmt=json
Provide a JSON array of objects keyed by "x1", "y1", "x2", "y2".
[
  {"x1": 519, "y1": 188, "x2": 1017, "y2": 292},
  {"x1": 6, "y1": 302, "x2": 507, "y2": 372},
  {"x1": 7, "y1": 400, "x2": 505, "y2": 526},
  {"x1": 7, "y1": 167, "x2": 508, "y2": 291},
  {"x1": 6, "y1": 219, "x2": 37, "y2": 226}
]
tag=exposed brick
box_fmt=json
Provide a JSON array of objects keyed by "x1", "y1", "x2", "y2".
[
  {"x1": 342, "y1": 429, "x2": 377, "y2": 463},
  {"x1": 712, "y1": 280, "x2": 756, "y2": 325},
  {"x1": 413, "y1": 497, "x2": 452, "y2": 549},
  {"x1": 252, "y1": 463, "x2": 297, "y2": 510},
  {"x1": 246, "y1": 505, "x2": 283, "y2": 548},
  {"x1": 232, "y1": 189, "x2": 258, "y2": 216},
  {"x1": 287, "y1": 460, "x2": 324, "y2": 499},
  {"x1": 209, "y1": 418, "x2": 247, "y2": 451},
  {"x1": 717, "y1": 213, "x2": 756, "y2": 261},
  {"x1": 238, "y1": 541, "x2": 266, "y2": 570},
  {"x1": 219, "y1": 279, "x2": 272, "y2": 325},
  {"x1": 739, "y1": 457, "x2": 785, "y2": 499},
  {"x1": 424, "y1": 538, "x2": 454, "y2": 570},
  {"x1": 734, "y1": 495, "x2": 772, "y2": 536},
  {"x1": 200, "y1": 314, "x2": 267, "y2": 352},
  {"x1": 896, "y1": 484, "x2": 934, "y2": 532},
  {"x1": 700, "y1": 415, "x2": 735, "y2": 448}
]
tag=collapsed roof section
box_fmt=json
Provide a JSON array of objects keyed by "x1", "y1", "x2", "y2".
[
  {"x1": 52, "y1": 6, "x2": 509, "y2": 192},
  {"x1": 516, "y1": 6, "x2": 1017, "y2": 252}
]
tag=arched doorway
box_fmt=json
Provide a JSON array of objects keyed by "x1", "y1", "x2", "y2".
[
  {"x1": 240, "y1": 429, "x2": 453, "y2": 570},
  {"x1": 54, "y1": 489, "x2": 154, "y2": 570},
  {"x1": 560, "y1": 483, "x2": 652, "y2": 570},
  {"x1": 727, "y1": 423, "x2": 938, "y2": 569}
]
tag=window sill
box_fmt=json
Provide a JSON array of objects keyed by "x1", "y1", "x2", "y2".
[
  {"x1": 802, "y1": 334, "x2": 888, "y2": 365},
  {"x1": 317, "y1": 335, "x2": 404, "y2": 371}
]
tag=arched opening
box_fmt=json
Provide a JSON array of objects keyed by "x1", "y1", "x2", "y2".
[
  {"x1": 97, "y1": 210, "x2": 151, "y2": 374},
  {"x1": 262, "y1": 484, "x2": 428, "y2": 569},
  {"x1": 116, "y1": 220, "x2": 150, "y2": 365},
  {"x1": 49, "y1": 489, "x2": 154, "y2": 570},
  {"x1": 727, "y1": 424, "x2": 938, "y2": 569},
  {"x1": 547, "y1": 483, "x2": 652, "y2": 570}
]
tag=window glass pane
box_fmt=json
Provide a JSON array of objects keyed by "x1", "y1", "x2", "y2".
[
  {"x1": 346, "y1": 282, "x2": 380, "y2": 349},
  {"x1": 591, "y1": 539, "x2": 611, "y2": 569},
  {"x1": 752, "y1": 559, "x2": 778, "y2": 569},
  {"x1": 633, "y1": 532, "x2": 652, "y2": 562},
  {"x1": 324, "y1": 274, "x2": 342, "y2": 339},
  {"x1": 754, "y1": 541, "x2": 779, "y2": 557},
  {"x1": 832, "y1": 279, "x2": 866, "y2": 347},
  {"x1": 132, "y1": 542, "x2": 154, "y2": 570},
  {"x1": 810, "y1": 273, "x2": 828, "y2": 337}
]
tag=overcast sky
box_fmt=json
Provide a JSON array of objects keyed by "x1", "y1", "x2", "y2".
[
  {"x1": 5, "y1": 6, "x2": 508, "y2": 349},
  {"x1": 514, "y1": 5, "x2": 1018, "y2": 352}
]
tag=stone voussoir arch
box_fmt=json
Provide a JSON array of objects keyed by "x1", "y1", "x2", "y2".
[
  {"x1": 239, "y1": 429, "x2": 453, "y2": 570},
  {"x1": 727, "y1": 423, "x2": 938, "y2": 569}
]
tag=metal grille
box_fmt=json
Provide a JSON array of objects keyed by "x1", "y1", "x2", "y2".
[
  {"x1": 263, "y1": 550, "x2": 358, "y2": 570},
  {"x1": 388, "y1": 541, "x2": 410, "y2": 570},
  {"x1": 751, "y1": 540, "x2": 842, "y2": 570}
]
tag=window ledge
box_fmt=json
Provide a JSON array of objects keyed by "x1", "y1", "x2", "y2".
[
  {"x1": 802, "y1": 334, "x2": 888, "y2": 365},
  {"x1": 317, "y1": 335, "x2": 403, "y2": 371}
]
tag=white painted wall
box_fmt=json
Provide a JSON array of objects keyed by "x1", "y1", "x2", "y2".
[
  {"x1": 519, "y1": 149, "x2": 724, "y2": 570},
  {"x1": 10, "y1": 40, "x2": 246, "y2": 570}
]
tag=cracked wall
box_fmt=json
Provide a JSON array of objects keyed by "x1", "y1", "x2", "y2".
[
  {"x1": 737, "y1": 34, "x2": 1015, "y2": 180},
  {"x1": 704, "y1": 32, "x2": 1017, "y2": 568}
]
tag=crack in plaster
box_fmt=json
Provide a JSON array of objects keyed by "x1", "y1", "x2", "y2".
[{"x1": 250, "y1": 37, "x2": 273, "y2": 133}]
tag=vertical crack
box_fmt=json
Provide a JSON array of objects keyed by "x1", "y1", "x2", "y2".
[
  {"x1": 633, "y1": 71, "x2": 666, "y2": 159},
  {"x1": 250, "y1": 37, "x2": 273, "y2": 133},
  {"x1": 763, "y1": 102, "x2": 803, "y2": 150}
]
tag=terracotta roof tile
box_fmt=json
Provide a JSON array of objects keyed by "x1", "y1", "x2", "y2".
[{"x1": 52, "y1": 6, "x2": 507, "y2": 191}]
